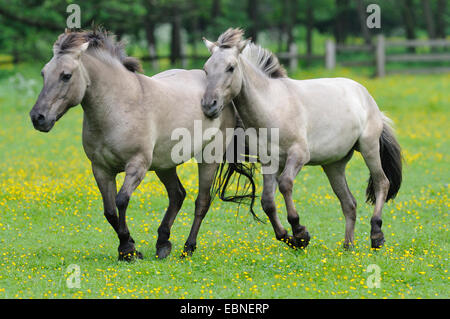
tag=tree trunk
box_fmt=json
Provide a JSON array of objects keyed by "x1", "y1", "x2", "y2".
[
  {"x1": 401, "y1": 0, "x2": 416, "y2": 52},
  {"x1": 280, "y1": 0, "x2": 288, "y2": 52},
  {"x1": 306, "y1": 0, "x2": 314, "y2": 57},
  {"x1": 144, "y1": 0, "x2": 158, "y2": 69},
  {"x1": 422, "y1": 0, "x2": 436, "y2": 39},
  {"x1": 145, "y1": 22, "x2": 158, "y2": 70},
  {"x1": 170, "y1": 8, "x2": 182, "y2": 65},
  {"x1": 281, "y1": 0, "x2": 297, "y2": 51},
  {"x1": 335, "y1": 0, "x2": 350, "y2": 44},
  {"x1": 356, "y1": 0, "x2": 372, "y2": 45},
  {"x1": 402, "y1": 0, "x2": 416, "y2": 40},
  {"x1": 277, "y1": 26, "x2": 284, "y2": 52},
  {"x1": 188, "y1": 0, "x2": 199, "y2": 58},
  {"x1": 211, "y1": 0, "x2": 221, "y2": 18},
  {"x1": 286, "y1": 0, "x2": 298, "y2": 49},
  {"x1": 247, "y1": 0, "x2": 258, "y2": 41},
  {"x1": 436, "y1": 0, "x2": 446, "y2": 38}
]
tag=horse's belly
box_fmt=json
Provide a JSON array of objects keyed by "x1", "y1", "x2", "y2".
[
  {"x1": 306, "y1": 121, "x2": 362, "y2": 165},
  {"x1": 307, "y1": 139, "x2": 358, "y2": 165}
]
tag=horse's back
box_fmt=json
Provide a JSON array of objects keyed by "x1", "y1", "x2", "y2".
[
  {"x1": 151, "y1": 69, "x2": 184, "y2": 78},
  {"x1": 137, "y1": 68, "x2": 206, "y2": 113},
  {"x1": 151, "y1": 69, "x2": 205, "y2": 87}
]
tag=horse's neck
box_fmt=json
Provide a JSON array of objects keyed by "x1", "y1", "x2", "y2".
[
  {"x1": 80, "y1": 54, "x2": 144, "y2": 130},
  {"x1": 234, "y1": 57, "x2": 274, "y2": 129}
]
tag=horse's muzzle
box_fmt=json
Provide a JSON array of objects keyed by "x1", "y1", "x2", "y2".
[
  {"x1": 30, "y1": 110, "x2": 55, "y2": 132},
  {"x1": 201, "y1": 99, "x2": 221, "y2": 119}
]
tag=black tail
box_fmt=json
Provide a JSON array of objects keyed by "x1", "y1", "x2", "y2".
[
  {"x1": 210, "y1": 119, "x2": 262, "y2": 222},
  {"x1": 366, "y1": 119, "x2": 403, "y2": 204}
]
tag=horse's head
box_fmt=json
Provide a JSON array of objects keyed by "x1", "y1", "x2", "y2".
[
  {"x1": 30, "y1": 31, "x2": 90, "y2": 132},
  {"x1": 201, "y1": 28, "x2": 250, "y2": 119}
]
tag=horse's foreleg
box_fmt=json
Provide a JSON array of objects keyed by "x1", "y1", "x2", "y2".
[
  {"x1": 261, "y1": 173, "x2": 289, "y2": 241},
  {"x1": 182, "y1": 163, "x2": 217, "y2": 257},
  {"x1": 323, "y1": 157, "x2": 357, "y2": 249},
  {"x1": 277, "y1": 150, "x2": 310, "y2": 249},
  {"x1": 92, "y1": 165, "x2": 124, "y2": 246},
  {"x1": 154, "y1": 168, "x2": 186, "y2": 259},
  {"x1": 115, "y1": 159, "x2": 149, "y2": 261}
]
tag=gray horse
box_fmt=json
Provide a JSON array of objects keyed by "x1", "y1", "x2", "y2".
[
  {"x1": 201, "y1": 28, "x2": 402, "y2": 250},
  {"x1": 29, "y1": 28, "x2": 250, "y2": 261}
]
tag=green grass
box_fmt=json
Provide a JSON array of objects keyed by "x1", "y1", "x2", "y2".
[{"x1": 0, "y1": 63, "x2": 448, "y2": 299}]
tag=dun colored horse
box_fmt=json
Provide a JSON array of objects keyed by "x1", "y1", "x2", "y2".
[
  {"x1": 201, "y1": 28, "x2": 402, "y2": 250},
  {"x1": 29, "y1": 28, "x2": 253, "y2": 261}
]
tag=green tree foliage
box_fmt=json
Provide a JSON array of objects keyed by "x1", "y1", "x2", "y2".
[{"x1": 0, "y1": 0, "x2": 448, "y2": 63}]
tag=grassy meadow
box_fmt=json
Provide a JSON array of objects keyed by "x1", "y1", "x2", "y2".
[{"x1": 0, "y1": 63, "x2": 448, "y2": 299}]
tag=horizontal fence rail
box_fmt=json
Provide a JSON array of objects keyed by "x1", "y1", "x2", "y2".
[
  {"x1": 386, "y1": 39, "x2": 450, "y2": 48},
  {"x1": 386, "y1": 53, "x2": 450, "y2": 62}
]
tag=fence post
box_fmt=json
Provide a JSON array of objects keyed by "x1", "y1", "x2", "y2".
[
  {"x1": 181, "y1": 41, "x2": 187, "y2": 69},
  {"x1": 376, "y1": 34, "x2": 385, "y2": 77},
  {"x1": 148, "y1": 44, "x2": 159, "y2": 71},
  {"x1": 325, "y1": 39, "x2": 336, "y2": 70},
  {"x1": 289, "y1": 43, "x2": 298, "y2": 71}
]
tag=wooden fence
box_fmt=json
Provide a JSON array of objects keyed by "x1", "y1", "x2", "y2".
[
  {"x1": 325, "y1": 35, "x2": 450, "y2": 77},
  {"x1": 140, "y1": 36, "x2": 449, "y2": 77},
  {"x1": 277, "y1": 43, "x2": 323, "y2": 70}
]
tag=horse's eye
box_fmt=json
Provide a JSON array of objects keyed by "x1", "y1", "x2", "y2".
[
  {"x1": 227, "y1": 66, "x2": 234, "y2": 73},
  {"x1": 61, "y1": 73, "x2": 72, "y2": 82}
]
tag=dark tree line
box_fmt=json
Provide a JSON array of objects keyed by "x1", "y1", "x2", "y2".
[{"x1": 0, "y1": 0, "x2": 448, "y2": 63}]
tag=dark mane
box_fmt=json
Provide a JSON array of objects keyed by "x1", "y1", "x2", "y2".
[
  {"x1": 54, "y1": 27, "x2": 142, "y2": 73},
  {"x1": 243, "y1": 43, "x2": 287, "y2": 79},
  {"x1": 217, "y1": 28, "x2": 245, "y2": 49}
]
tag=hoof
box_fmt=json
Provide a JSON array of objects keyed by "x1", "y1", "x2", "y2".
[
  {"x1": 180, "y1": 243, "x2": 196, "y2": 258},
  {"x1": 371, "y1": 236, "x2": 385, "y2": 249},
  {"x1": 118, "y1": 249, "x2": 143, "y2": 262},
  {"x1": 283, "y1": 231, "x2": 310, "y2": 249},
  {"x1": 156, "y1": 241, "x2": 172, "y2": 260}
]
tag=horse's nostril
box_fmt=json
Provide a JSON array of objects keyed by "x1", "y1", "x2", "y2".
[
  {"x1": 31, "y1": 112, "x2": 46, "y2": 126},
  {"x1": 211, "y1": 100, "x2": 217, "y2": 107}
]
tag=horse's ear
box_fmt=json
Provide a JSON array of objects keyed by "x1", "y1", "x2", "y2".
[
  {"x1": 80, "y1": 42, "x2": 89, "y2": 52},
  {"x1": 74, "y1": 42, "x2": 89, "y2": 59},
  {"x1": 237, "y1": 38, "x2": 251, "y2": 53},
  {"x1": 203, "y1": 37, "x2": 217, "y2": 54}
]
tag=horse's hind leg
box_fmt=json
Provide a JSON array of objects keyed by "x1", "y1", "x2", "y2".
[
  {"x1": 182, "y1": 163, "x2": 218, "y2": 257},
  {"x1": 277, "y1": 149, "x2": 311, "y2": 249},
  {"x1": 154, "y1": 168, "x2": 186, "y2": 259},
  {"x1": 359, "y1": 137, "x2": 390, "y2": 249},
  {"x1": 261, "y1": 173, "x2": 289, "y2": 241},
  {"x1": 115, "y1": 158, "x2": 149, "y2": 261},
  {"x1": 322, "y1": 154, "x2": 357, "y2": 249}
]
